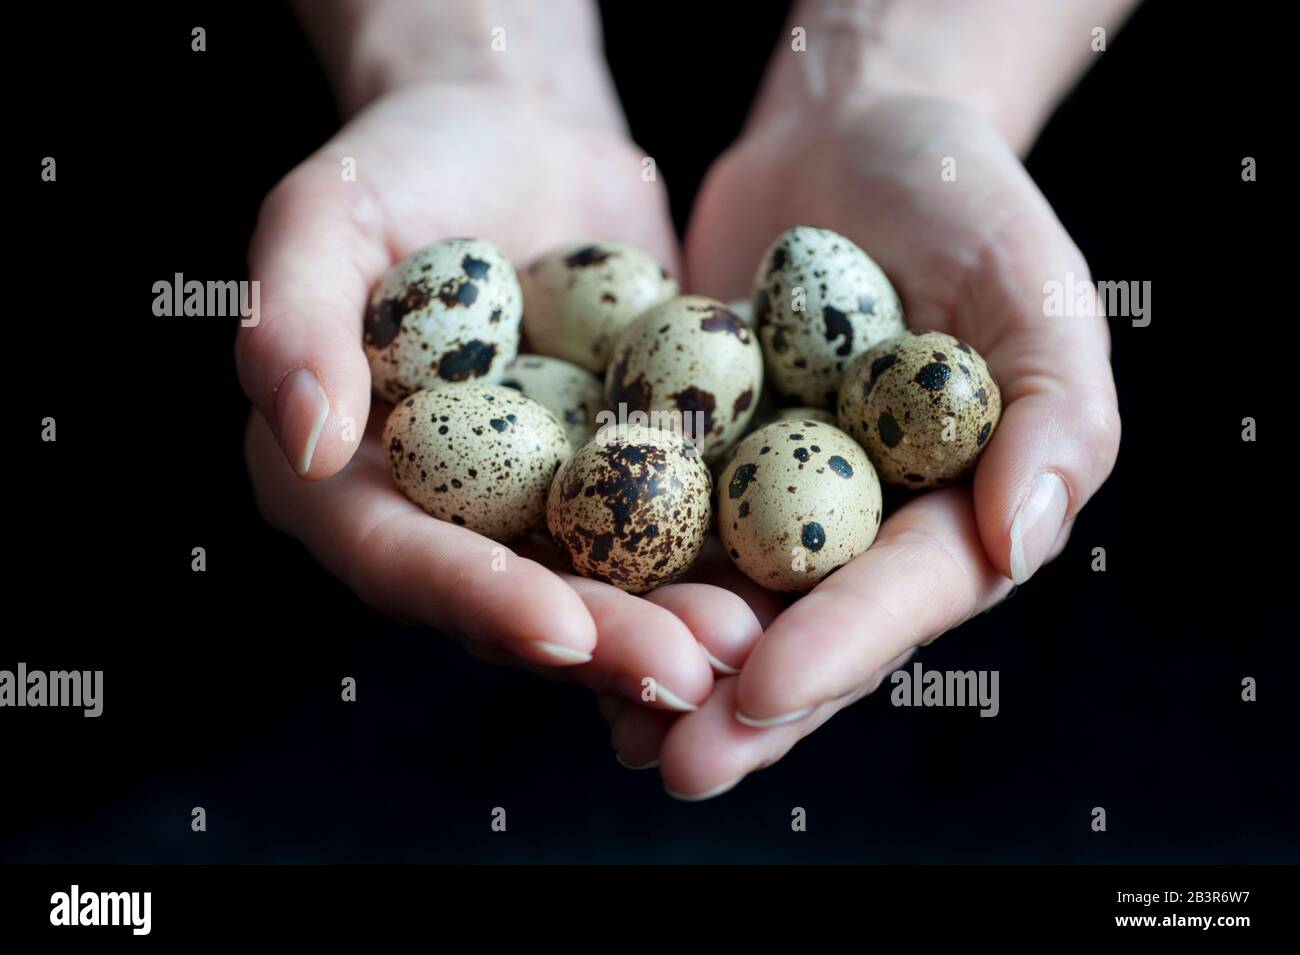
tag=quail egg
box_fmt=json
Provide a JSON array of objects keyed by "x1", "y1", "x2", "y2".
[
  {"x1": 838, "y1": 330, "x2": 1002, "y2": 487},
  {"x1": 718, "y1": 419, "x2": 882, "y2": 592},
  {"x1": 768, "y1": 406, "x2": 837, "y2": 426},
  {"x1": 500, "y1": 354, "x2": 605, "y2": 450},
  {"x1": 522, "y1": 240, "x2": 678, "y2": 373},
  {"x1": 547, "y1": 423, "x2": 712, "y2": 593},
  {"x1": 605, "y1": 296, "x2": 763, "y2": 464},
  {"x1": 727, "y1": 299, "x2": 752, "y2": 324},
  {"x1": 364, "y1": 239, "x2": 522, "y2": 403},
  {"x1": 384, "y1": 383, "x2": 569, "y2": 540},
  {"x1": 752, "y1": 226, "x2": 905, "y2": 408}
]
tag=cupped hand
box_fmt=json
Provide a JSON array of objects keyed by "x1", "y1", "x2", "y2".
[
  {"x1": 237, "y1": 81, "x2": 763, "y2": 709},
  {"x1": 609, "y1": 95, "x2": 1121, "y2": 796}
]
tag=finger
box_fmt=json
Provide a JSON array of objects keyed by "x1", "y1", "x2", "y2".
[
  {"x1": 659, "y1": 651, "x2": 914, "y2": 800},
  {"x1": 237, "y1": 158, "x2": 389, "y2": 480},
  {"x1": 245, "y1": 412, "x2": 596, "y2": 665},
  {"x1": 963, "y1": 203, "x2": 1121, "y2": 584},
  {"x1": 643, "y1": 583, "x2": 763, "y2": 675},
  {"x1": 658, "y1": 678, "x2": 818, "y2": 800},
  {"x1": 595, "y1": 693, "x2": 626, "y2": 724},
  {"x1": 561, "y1": 576, "x2": 715, "y2": 712},
  {"x1": 594, "y1": 692, "x2": 675, "y2": 770},
  {"x1": 456, "y1": 630, "x2": 591, "y2": 686},
  {"x1": 518, "y1": 533, "x2": 773, "y2": 673},
  {"x1": 610, "y1": 703, "x2": 677, "y2": 770},
  {"x1": 517, "y1": 527, "x2": 721, "y2": 704},
  {"x1": 679, "y1": 536, "x2": 788, "y2": 630},
  {"x1": 733, "y1": 487, "x2": 1011, "y2": 725}
]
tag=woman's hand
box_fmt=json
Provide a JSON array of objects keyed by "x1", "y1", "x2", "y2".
[
  {"x1": 601, "y1": 0, "x2": 1137, "y2": 799},
  {"x1": 236, "y1": 4, "x2": 761, "y2": 711},
  {"x1": 616, "y1": 89, "x2": 1121, "y2": 796}
]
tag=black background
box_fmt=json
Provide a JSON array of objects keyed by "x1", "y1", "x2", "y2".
[{"x1": 6, "y1": 0, "x2": 1295, "y2": 867}]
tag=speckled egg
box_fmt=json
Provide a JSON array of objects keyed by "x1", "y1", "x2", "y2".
[
  {"x1": 364, "y1": 239, "x2": 522, "y2": 403},
  {"x1": 605, "y1": 296, "x2": 764, "y2": 464},
  {"x1": 384, "y1": 384, "x2": 570, "y2": 540},
  {"x1": 522, "y1": 240, "x2": 678, "y2": 373},
  {"x1": 547, "y1": 423, "x2": 712, "y2": 593},
  {"x1": 752, "y1": 226, "x2": 905, "y2": 408},
  {"x1": 500, "y1": 354, "x2": 605, "y2": 450},
  {"x1": 768, "y1": 406, "x2": 837, "y2": 426},
  {"x1": 718, "y1": 420, "x2": 882, "y2": 593},
  {"x1": 838, "y1": 330, "x2": 1002, "y2": 488}
]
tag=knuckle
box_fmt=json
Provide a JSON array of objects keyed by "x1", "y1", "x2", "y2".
[
  {"x1": 256, "y1": 166, "x2": 310, "y2": 229},
  {"x1": 341, "y1": 514, "x2": 403, "y2": 607},
  {"x1": 1072, "y1": 392, "x2": 1122, "y2": 474}
]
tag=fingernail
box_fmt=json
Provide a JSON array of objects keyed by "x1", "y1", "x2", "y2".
[
  {"x1": 614, "y1": 675, "x2": 699, "y2": 712},
  {"x1": 666, "y1": 777, "x2": 741, "y2": 802},
  {"x1": 615, "y1": 754, "x2": 659, "y2": 770},
  {"x1": 507, "y1": 639, "x2": 593, "y2": 665},
  {"x1": 275, "y1": 367, "x2": 330, "y2": 476},
  {"x1": 701, "y1": 646, "x2": 739, "y2": 675},
  {"x1": 734, "y1": 706, "x2": 814, "y2": 728},
  {"x1": 1009, "y1": 472, "x2": 1069, "y2": 584},
  {"x1": 651, "y1": 685, "x2": 699, "y2": 712}
]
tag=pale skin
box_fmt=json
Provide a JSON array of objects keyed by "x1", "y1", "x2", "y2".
[{"x1": 239, "y1": 0, "x2": 1129, "y2": 799}]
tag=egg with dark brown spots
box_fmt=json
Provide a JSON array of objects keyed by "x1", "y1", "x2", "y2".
[
  {"x1": 604, "y1": 295, "x2": 763, "y2": 464},
  {"x1": 500, "y1": 354, "x2": 606, "y2": 450},
  {"x1": 838, "y1": 330, "x2": 1001, "y2": 487},
  {"x1": 522, "y1": 240, "x2": 678, "y2": 373},
  {"x1": 727, "y1": 298, "x2": 752, "y2": 324},
  {"x1": 752, "y1": 226, "x2": 905, "y2": 408},
  {"x1": 547, "y1": 423, "x2": 712, "y2": 593},
  {"x1": 718, "y1": 419, "x2": 882, "y2": 592},
  {"x1": 384, "y1": 384, "x2": 569, "y2": 540},
  {"x1": 364, "y1": 239, "x2": 522, "y2": 403}
]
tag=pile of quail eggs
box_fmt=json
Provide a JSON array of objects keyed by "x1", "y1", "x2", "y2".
[{"x1": 370, "y1": 227, "x2": 1001, "y2": 595}]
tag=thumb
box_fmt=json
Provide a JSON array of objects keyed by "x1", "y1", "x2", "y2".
[
  {"x1": 236, "y1": 159, "x2": 385, "y2": 479},
  {"x1": 971, "y1": 217, "x2": 1122, "y2": 583}
]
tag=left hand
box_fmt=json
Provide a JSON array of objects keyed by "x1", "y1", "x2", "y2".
[{"x1": 602, "y1": 94, "x2": 1121, "y2": 796}]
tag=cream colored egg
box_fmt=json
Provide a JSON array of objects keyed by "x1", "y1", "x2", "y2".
[
  {"x1": 605, "y1": 296, "x2": 764, "y2": 464},
  {"x1": 752, "y1": 226, "x2": 905, "y2": 408},
  {"x1": 383, "y1": 384, "x2": 570, "y2": 540},
  {"x1": 718, "y1": 419, "x2": 882, "y2": 592},
  {"x1": 522, "y1": 240, "x2": 678, "y2": 373},
  {"x1": 838, "y1": 330, "x2": 1001, "y2": 487},
  {"x1": 769, "y1": 406, "x2": 837, "y2": 426},
  {"x1": 364, "y1": 238, "x2": 522, "y2": 403},
  {"x1": 500, "y1": 354, "x2": 605, "y2": 450},
  {"x1": 547, "y1": 423, "x2": 712, "y2": 593}
]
